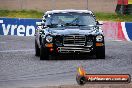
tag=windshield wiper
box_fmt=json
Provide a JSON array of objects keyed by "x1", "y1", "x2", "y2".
[
  {"x1": 47, "y1": 24, "x2": 64, "y2": 28},
  {"x1": 64, "y1": 23, "x2": 87, "y2": 27}
]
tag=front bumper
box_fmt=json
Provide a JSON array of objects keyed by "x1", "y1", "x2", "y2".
[
  {"x1": 58, "y1": 46, "x2": 93, "y2": 53},
  {"x1": 45, "y1": 35, "x2": 104, "y2": 54}
]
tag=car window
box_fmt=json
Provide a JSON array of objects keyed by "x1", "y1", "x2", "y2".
[{"x1": 45, "y1": 13, "x2": 96, "y2": 28}]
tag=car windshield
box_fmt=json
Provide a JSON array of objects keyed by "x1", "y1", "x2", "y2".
[{"x1": 45, "y1": 13, "x2": 96, "y2": 28}]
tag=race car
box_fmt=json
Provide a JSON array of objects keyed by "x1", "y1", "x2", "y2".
[{"x1": 35, "y1": 9, "x2": 105, "y2": 60}]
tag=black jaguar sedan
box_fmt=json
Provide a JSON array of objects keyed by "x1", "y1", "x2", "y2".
[{"x1": 35, "y1": 10, "x2": 105, "y2": 60}]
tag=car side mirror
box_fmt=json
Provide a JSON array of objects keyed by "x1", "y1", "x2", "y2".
[
  {"x1": 39, "y1": 29, "x2": 45, "y2": 34},
  {"x1": 36, "y1": 22, "x2": 42, "y2": 26},
  {"x1": 36, "y1": 22, "x2": 45, "y2": 26},
  {"x1": 96, "y1": 21, "x2": 103, "y2": 25}
]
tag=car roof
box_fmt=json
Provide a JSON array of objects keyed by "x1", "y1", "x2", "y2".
[{"x1": 45, "y1": 9, "x2": 93, "y2": 15}]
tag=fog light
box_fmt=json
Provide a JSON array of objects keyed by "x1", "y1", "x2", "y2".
[
  {"x1": 50, "y1": 48, "x2": 54, "y2": 52},
  {"x1": 56, "y1": 48, "x2": 59, "y2": 52}
]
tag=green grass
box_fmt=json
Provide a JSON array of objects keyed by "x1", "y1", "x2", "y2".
[
  {"x1": 95, "y1": 12, "x2": 132, "y2": 22},
  {"x1": 0, "y1": 10, "x2": 132, "y2": 21},
  {"x1": 0, "y1": 10, "x2": 43, "y2": 18}
]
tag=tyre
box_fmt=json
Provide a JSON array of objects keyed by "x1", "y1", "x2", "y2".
[
  {"x1": 96, "y1": 46, "x2": 105, "y2": 59},
  {"x1": 35, "y1": 40, "x2": 40, "y2": 56},
  {"x1": 40, "y1": 45, "x2": 49, "y2": 60}
]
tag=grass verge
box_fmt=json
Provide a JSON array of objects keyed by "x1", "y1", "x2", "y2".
[
  {"x1": 0, "y1": 10, "x2": 43, "y2": 18},
  {"x1": 95, "y1": 12, "x2": 132, "y2": 22},
  {"x1": 0, "y1": 10, "x2": 132, "y2": 22}
]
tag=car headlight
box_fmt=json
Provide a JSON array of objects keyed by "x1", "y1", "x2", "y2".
[
  {"x1": 46, "y1": 36, "x2": 53, "y2": 43},
  {"x1": 96, "y1": 35, "x2": 103, "y2": 42}
]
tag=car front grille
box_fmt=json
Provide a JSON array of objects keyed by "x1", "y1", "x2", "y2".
[
  {"x1": 58, "y1": 47, "x2": 91, "y2": 53},
  {"x1": 63, "y1": 35, "x2": 86, "y2": 46}
]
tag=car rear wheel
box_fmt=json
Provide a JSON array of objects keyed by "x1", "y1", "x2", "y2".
[
  {"x1": 35, "y1": 40, "x2": 40, "y2": 56},
  {"x1": 96, "y1": 46, "x2": 105, "y2": 59},
  {"x1": 40, "y1": 45, "x2": 49, "y2": 60}
]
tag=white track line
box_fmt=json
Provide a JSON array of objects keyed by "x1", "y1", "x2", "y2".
[
  {"x1": 121, "y1": 22, "x2": 131, "y2": 41},
  {"x1": 0, "y1": 49, "x2": 34, "y2": 53}
]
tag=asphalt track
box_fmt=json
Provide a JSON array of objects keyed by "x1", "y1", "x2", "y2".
[{"x1": 0, "y1": 35, "x2": 132, "y2": 88}]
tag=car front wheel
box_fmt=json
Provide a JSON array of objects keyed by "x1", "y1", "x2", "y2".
[
  {"x1": 96, "y1": 46, "x2": 105, "y2": 59},
  {"x1": 35, "y1": 40, "x2": 40, "y2": 56},
  {"x1": 40, "y1": 45, "x2": 49, "y2": 60}
]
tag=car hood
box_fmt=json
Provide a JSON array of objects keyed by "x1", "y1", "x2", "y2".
[{"x1": 44, "y1": 27, "x2": 103, "y2": 35}]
